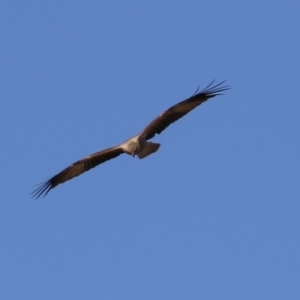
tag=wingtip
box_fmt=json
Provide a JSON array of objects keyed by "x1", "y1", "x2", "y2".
[
  {"x1": 30, "y1": 179, "x2": 53, "y2": 199},
  {"x1": 196, "y1": 80, "x2": 231, "y2": 97}
]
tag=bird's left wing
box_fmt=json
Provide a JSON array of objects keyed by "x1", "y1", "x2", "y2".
[
  {"x1": 32, "y1": 146, "x2": 124, "y2": 199},
  {"x1": 139, "y1": 81, "x2": 230, "y2": 141}
]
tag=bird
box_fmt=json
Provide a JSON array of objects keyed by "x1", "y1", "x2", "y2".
[{"x1": 32, "y1": 80, "x2": 230, "y2": 199}]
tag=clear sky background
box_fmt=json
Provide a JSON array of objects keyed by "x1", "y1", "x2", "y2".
[{"x1": 1, "y1": 1, "x2": 299, "y2": 299}]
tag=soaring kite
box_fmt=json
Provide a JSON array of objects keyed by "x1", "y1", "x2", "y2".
[{"x1": 32, "y1": 81, "x2": 230, "y2": 198}]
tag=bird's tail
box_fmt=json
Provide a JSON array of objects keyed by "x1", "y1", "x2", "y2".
[{"x1": 137, "y1": 142, "x2": 160, "y2": 159}]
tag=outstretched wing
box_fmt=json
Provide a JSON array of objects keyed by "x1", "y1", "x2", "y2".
[
  {"x1": 139, "y1": 81, "x2": 230, "y2": 140},
  {"x1": 32, "y1": 146, "x2": 124, "y2": 199}
]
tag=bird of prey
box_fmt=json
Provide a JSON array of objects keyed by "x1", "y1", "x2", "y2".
[{"x1": 32, "y1": 81, "x2": 230, "y2": 198}]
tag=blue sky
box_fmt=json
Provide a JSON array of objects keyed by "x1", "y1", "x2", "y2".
[{"x1": 1, "y1": 1, "x2": 299, "y2": 299}]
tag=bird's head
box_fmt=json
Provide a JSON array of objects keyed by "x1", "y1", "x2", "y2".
[{"x1": 130, "y1": 145, "x2": 139, "y2": 158}]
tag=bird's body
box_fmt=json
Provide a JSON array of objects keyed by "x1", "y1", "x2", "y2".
[
  {"x1": 32, "y1": 81, "x2": 230, "y2": 199},
  {"x1": 121, "y1": 135, "x2": 160, "y2": 158}
]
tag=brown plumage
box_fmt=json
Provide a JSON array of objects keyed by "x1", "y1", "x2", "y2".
[{"x1": 32, "y1": 81, "x2": 230, "y2": 199}]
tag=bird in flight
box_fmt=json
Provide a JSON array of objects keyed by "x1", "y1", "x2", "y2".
[{"x1": 32, "y1": 81, "x2": 230, "y2": 199}]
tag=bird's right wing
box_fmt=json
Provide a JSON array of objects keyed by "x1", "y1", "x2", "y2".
[{"x1": 32, "y1": 146, "x2": 124, "y2": 199}]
